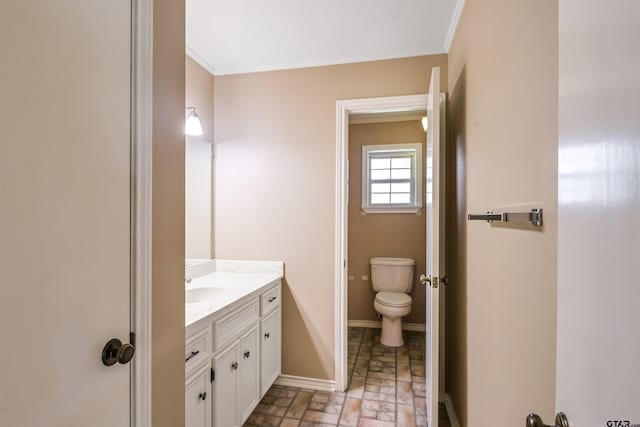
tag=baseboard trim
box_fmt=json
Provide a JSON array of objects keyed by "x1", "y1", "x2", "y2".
[
  {"x1": 275, "y1": 375, "x2": 337, "y2": 392},
  {"x1": 348, "y1": 319, "x2": 426, "y2": 332},
  {"x1": 443, "y1": 393, "x2": 461, "y2": 427}
]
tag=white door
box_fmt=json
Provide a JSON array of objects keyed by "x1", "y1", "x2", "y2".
[
  {"x1": 186, "y1": 365, "x2": 212, "y2": 427},
  {"x1": 214, "y1": 345, "x2": 240, "y2": 427},
  {"x1": 261, "y1": 308, "x2": 282, "y2": 397},
  {"x1": 0, "y1": 1, "x2": 133, "y2": 426},
  {"x1": 556, "y1": 0, "x2": 640, "y2": 425},
  {"x1": 424, "y1": 66, "x2": 444, "y2": 427},
  {"x1": 239, "y1": 326, "x2": 260, "y2": 424}
]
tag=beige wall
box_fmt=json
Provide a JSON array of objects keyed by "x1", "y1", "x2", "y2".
[
  {"x1": 152, "y1": 0, "x2": 185, "y2": 426},
  {"x1": 186, "y1": 56, "x2": 215, "y2": 259},
  {"x1": 214, "y1": 55, "x2": 447, "y2": 380},
  {"x1": 446, "y1": 0, "x2": 558, "y2": 425},
  {"x1": 347, "y1": 120, "x2": 427, "y2": 323}
]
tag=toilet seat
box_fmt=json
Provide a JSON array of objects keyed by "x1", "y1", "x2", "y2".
[{"x1": 375, "y1": 292, "x2": 412, "y2": 308}]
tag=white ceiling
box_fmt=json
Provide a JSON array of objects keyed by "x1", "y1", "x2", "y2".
[{"x1": 186, "y1": 0, "x2": 465, "y2": 76}]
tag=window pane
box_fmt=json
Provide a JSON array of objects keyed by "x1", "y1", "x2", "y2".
[
  {"x1": 371, "y1": 183, "x2": 390, "y2": 193},
  {"x1": 391, "y1": 157, "x2": 412, "y2": 169},
  {"x1": 371, "y1": 193, "x2": 390, "y2": 204},
  {"x1": 391, "y1": 182, "x2": 411, "y2": 193},
  {"x1": 391, "y1": 168, "x2": 411, "y2": 179},
  {"x1": 390, "y1": 193, "x2": 411, "y2": 204},
  {"x1": 371, "y1": 169, "x2": 391, "y2": 180},
  {"x1": 370, "y1": 158, "x2": 390, "y2": 169}
]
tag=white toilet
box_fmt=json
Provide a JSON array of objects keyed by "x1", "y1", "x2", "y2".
[{"x1": 370, "y1": 257, "x2": 415, "y2": 347}]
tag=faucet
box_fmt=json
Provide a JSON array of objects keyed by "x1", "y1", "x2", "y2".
[{"x1": 185, "y1": 275, "x2": 192, "y2": 284}]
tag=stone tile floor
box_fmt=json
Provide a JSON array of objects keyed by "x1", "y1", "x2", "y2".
[{"x1": 243, "y1": 327, "x2": 451, "y2": 427}]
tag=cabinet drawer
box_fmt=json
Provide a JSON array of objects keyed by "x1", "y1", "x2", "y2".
[
  {"x1": 260, "y1": 284, "x2": 281, "y2": 316},
  {"x1": 186, "y1": 328, "x2": 211, "y2": 373},
  {"x1": 214, "y1": 299, "x2": 260, "y2": 350}
]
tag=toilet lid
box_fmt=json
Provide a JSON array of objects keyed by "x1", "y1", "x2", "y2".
[{"x1": 375, "y1": 292, "x2": 412, "y2": 307}]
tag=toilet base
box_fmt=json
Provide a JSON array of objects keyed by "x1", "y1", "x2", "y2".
[{"x1": 380, "y1": 315, "x2": 404, "y2": 347}]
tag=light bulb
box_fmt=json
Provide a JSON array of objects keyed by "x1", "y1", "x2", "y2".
[
  {"x1": 421, "y1": 116, "x2": 428, "y2": 132},
  {"x1": 185, "y1": 107, "x2": 203, "y2": 136}
]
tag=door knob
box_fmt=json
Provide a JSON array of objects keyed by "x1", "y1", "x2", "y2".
[
  {"x1": 102, "y1": 338, "x2": 136, "y2": 366},
  {"x1": 526, "y1": 412, "x2": 569, "y2": 427},
  {"x1": 419, "y1": 274, "x2": 431, "y2": 285}
]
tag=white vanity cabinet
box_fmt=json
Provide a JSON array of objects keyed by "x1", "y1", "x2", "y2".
[
  {"x1": 260, "y1": 287, "x2": 281, "y2": 397},
  {"x1": 213, "y1": 324, "x2": 261, "y2": 427},
  {"x1": 185, "y1": 328, "x2": 212, "y2": 427},
  {"x1": 186, "y1": 364, "x2": 212, "y2": 427},
  {"x1": 186, "y1": 279, "x2": 282, "y2": 427},
  {"x1": 238, "y1": 326, "x2": 260, "y2": 422},
  {"x1": 212, "y1": 343, "x2": 238, "y2": 427}
]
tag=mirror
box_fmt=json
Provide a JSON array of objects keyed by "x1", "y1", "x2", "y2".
[{"x1": 185, "y1": 55, "x2": 214, "y2": 260}]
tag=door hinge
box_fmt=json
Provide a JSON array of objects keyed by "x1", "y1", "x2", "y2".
[{"x1": 210, "y1": 368, "x2": 215, "y2": 383}]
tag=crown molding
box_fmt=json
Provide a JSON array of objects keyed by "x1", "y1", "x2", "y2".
[
  {"x1": 189, "y1": 50, "x2": 446, "y2": 77},
  {"x1": 186, "y1": 46, "x2": 216, "y2": 76},
  {"x1": 444, "y1": 0, "x2": 466, "y2": 52}
]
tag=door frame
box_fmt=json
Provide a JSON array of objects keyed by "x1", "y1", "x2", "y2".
[
  {"x1": 334, "y1": 94, "x2": 430, "y2": 391},
  {"x1": 132, "y1": 0, "x2": 153, "y2": 425}
]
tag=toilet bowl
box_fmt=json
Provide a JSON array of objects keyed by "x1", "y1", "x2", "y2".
[
  {"x1": 374, "y1": 292, "x2": 412, "y2": 347},
  {"x1": 370, "y1": 257, "x2": 415, "y2": 347}
]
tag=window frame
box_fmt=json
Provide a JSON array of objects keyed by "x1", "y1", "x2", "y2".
[{"x1": 361, "y1": 143, "x2": 423, "y2": 214}]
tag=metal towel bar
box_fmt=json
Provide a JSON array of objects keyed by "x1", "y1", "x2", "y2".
[{"x1": 467, "y1": 208, "x2": 543, "y2": 227}]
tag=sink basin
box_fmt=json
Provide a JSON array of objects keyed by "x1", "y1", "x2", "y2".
[{"x1": 186, "y1": 287, "x2": 224, "y2": 304}]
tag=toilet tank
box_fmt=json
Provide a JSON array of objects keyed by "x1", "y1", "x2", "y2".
[{"x1": 370, "y1": 257, "x2": 415, "y2": 293}]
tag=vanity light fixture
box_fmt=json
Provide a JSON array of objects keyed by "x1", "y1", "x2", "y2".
[
  {"x1": 421, "y1": 116, "x2": 428, "y2": 132},
  {"x1": 185, "y1": 106, "x2": 203, "y2": 136}
]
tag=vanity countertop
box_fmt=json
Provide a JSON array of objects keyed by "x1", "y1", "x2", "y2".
[{"x1": 185, "y1": 259, "x2": 283, "y2": 327}]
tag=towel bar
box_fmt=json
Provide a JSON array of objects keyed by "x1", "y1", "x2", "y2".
[{"x1": 467, "y1": 208, "x2": 543, "y2": 227}]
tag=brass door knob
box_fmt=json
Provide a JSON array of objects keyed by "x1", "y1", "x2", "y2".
[
  {"x1": 526, "y1": 412, "x2": 569, "y2": 427},
  {"x1": 102, "y1": 338, "x2": 136, "y2": 366}
]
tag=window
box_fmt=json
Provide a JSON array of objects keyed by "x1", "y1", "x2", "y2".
[{"x1": 361, "y1": 143, "x2": 423, "y2": 213}]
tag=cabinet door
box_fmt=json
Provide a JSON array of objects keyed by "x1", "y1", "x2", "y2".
[
  {"x1": 260, "y1": 308, "x2": 281, "y2": 397},
  {"x1": 213, "y1": 345, "x2": 239, "y2": 427},
  {"x1": 186, "y1": 365, "x2": 212, "y2": 427},
  {"x1": 238, "y1": 326, "x2": 260, "y2": 424}
]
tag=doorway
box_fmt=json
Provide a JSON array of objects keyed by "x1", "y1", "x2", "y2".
[
  {"x1": 335, "y1": 88, "x2": 453, "y2": 426},
  {"x1": 345, "y1": 112, "x2": 429, "y2": 394},
  {"x1": 335, "y1": 94, "x2": 430, "y2": 392}
]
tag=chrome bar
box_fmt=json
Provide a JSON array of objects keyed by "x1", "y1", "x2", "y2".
[
  {"x1": 467, "y1": 212, "x2": 504, "y2": 222},
  {"x1": 467, "y1": 208, "x2": 543, "y2": 227}
]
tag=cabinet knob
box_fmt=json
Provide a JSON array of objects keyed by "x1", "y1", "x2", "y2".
[
  {"x1": 264, "y1": 332, "x2": 270, "y2": 339},
  {"x1": 231, "y1": 362, "x2": 238, "y2": 370},
  {"x1": 244, "y1": 351, "x2": 251, "y2": 358},
  {"x1": 268, "y1": 296, "x2": 277, "y2": 302},
  {"x1": 199, "y1": 392, "x2": 207, "y2": 401}
]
